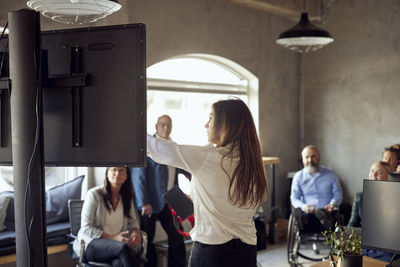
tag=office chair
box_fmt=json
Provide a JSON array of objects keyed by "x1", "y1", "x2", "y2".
[{"x1": 68, "y1": 199, "x2": 147, "y2": 267}]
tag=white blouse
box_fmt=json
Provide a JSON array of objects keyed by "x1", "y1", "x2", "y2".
[
  {"x1": 73, "y1": 186, "x2": 140, "y2": 256},
  {"x1": 147, "y1": 134, "x2": 257, "y2": 245},
  {"x1": 103, "y1": 200, "x2": 124, "y2": 235}
]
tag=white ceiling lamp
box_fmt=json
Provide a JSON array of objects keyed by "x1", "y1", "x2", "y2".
[
  {"x1": 276, "y1": 1, "x2": 333, "y2": 53},
  {"x1": 26, "y1": 0, "x2": 121, "y2": 24}
]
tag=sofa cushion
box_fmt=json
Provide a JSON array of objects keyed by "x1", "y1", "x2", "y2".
[
  {"x1": 3, "y1": 191, "x2": 15, "y2": 231},
  {"x1": 46, "y1": 175, "x2": 84, "y2": 224},
  {"x1": 2, "y1": 175, "x2": 84, "y2": 229},
  {"x1": 0, "y1": 193, "x2": 12, "y2": 231},
  {"x1": 0, "y1": 223, "x2": 72, "y2": 256},
  {"x1": 0, "y1": 230, "x2": 15, "y2": 249},
  {"x1": 47, "y1": 221, "x2": 72, "y2": 245},
  {"x1": 47, "y1": 222, "x2": 71, "y2": 239}
]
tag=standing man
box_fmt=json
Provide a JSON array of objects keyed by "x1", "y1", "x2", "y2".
[
  {"x1": 290, "y1": 145, "x2": 343, "y2": 231},
  {"x1": 131, "y1": 115, "x2": 190, "y2": 267}
]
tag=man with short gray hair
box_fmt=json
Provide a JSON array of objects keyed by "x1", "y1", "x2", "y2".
[
  {"x1": 290, "y1": 145, "x2": 343, "y2": 230},
  {"x1": 131, "y1": 115, "x2": 190, "y2": 267}
]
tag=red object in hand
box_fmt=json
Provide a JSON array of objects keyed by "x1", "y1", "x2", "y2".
[{"x1": 169, "y1": 206, "x2": 195, "y2": 237}]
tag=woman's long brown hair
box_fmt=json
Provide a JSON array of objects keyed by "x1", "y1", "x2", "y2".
[
  {"x1": 212, "y1": 98, "x2": 267, "y2": 207},
  {"x1": 101, "y1": 167, "x2": 134, "y2": 218}
]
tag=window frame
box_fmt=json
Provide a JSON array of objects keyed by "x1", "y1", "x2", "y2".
[{"x1": 147, "y1": 53, "x2": 259, "y2": 132}]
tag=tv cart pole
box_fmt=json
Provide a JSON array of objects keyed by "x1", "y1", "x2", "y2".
[{"x1": 8, "y1": 9, "x2": 48, "y2": 267}]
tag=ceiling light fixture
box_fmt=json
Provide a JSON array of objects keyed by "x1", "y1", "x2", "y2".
[
  {"x1": 276, "y1": 0, "x2": 333, "y2": 53},
  {"x1": 26, "y1": 0, "x2": 121, "y2": 24}
]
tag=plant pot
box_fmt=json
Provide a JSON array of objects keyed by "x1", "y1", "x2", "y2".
[{"x1": 337, "y1": 254, "x2": 362, "y2": 267}]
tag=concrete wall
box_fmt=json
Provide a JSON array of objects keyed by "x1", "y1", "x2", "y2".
[
  {"x1": 123, "y1": 0, "x2": 300, "y2": 216},
  {"x1": 4, "y1": 0, "x2": 396, "y2": 216},
  {"x1": 304, "y1": 0, "x2": 400, "y2": 202},
  {"x1": 0, "y1": 0, "x2": 299, "y2": 215}
]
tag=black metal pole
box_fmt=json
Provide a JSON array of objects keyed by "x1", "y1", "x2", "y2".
[{"x1": 8, "y1": 9, "x2": 47, "y2": 267}]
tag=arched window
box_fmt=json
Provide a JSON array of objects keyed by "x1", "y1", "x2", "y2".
[
  {"x1": 147, "y1": 54, "x2": 259, "y2": 146},
  {"x1": 147, "y1": 54, "x2": 259, "y2": 193},
  {"x1": 0, "y1": 55, "x2": 259, "y2": 193}
]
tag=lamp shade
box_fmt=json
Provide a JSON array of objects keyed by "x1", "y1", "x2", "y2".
[
  {"x1": 276, "y1": 12, "x2": 334, "y2": 53},
  {"x1": 26, "y1": 0, "x2": 121, "y2": 24}
]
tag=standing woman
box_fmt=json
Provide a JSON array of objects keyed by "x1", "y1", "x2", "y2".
[
  {"x1": 147, "y1": 98, "x2": 268, "y2": 267},
  {"x1": 73, "y1": 167, "x2": 142, "y2": 267}
]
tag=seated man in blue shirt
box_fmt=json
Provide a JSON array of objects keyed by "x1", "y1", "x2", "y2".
[{"x1": 290, "y1": 145, "x2": 343, "y2": 231}]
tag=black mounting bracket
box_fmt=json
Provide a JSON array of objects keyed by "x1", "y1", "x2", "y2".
[{"x1": 43, "y1": 46, "x2": 88, "y2": 148}]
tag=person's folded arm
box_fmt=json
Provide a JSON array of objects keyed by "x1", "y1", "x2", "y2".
[
  {"x1": 347, "y1": 193, "x2": 362, "y2": 227},
  {"x1": 290, "y1": 174, "x2": 307, "y2": 212},
  {"x1": 330, "y1": 174, "x2": 343, "y2": 206},
  {"x1": 80, "y1": 190, "x2": 104, "y2": 238},
  {"x1": 131, "y1": 166, "x2": 149, "y2": 210}
]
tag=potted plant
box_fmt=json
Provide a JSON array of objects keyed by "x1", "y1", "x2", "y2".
[{"x1": 322, "y1": 226, "x2": 362, "y2": 267}]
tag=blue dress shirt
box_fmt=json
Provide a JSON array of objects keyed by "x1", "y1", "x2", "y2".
[
  {"x1": 290, "y1": 166, "x2": 343, "y2": 212},
  {"x1": 131, "y1": 157, "x2": 169, "y2": 214},
  {"x1": 131, "y1": 156, "x2": 191, "y2": 214}
]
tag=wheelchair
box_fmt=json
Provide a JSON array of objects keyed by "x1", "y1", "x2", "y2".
[{"x1": 287, "y1": 209, "x2": 339, "y2": 267}]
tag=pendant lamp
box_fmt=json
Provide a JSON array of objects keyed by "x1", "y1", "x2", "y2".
[
  {"x1": 26, "y1": 0, "x2": 121, "y2": 24},
  {"x1": 276, "y1": 12, "x2": 333, "y2": 53}
]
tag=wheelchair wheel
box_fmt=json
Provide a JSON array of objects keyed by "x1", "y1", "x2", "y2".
[
  {"x1": 287, "y1": 213, "x2": 300, "y2": 266},
  {"x1": 296, "y1": 233, "x2": 331, "y2": 262}
]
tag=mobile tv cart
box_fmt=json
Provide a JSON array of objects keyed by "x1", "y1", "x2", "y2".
[
  {"x1": 7, "y1": 10, "x2": 89, "y2": 267},
  {"x1": 8, "y1": 10, "x2": 48, "y2": 267}
]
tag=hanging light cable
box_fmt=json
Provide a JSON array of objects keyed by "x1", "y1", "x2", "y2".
[
  {"x1": 276, "y1": 0, "x2": 333, "y2": 53},
  {"x1": 26, "y1": 0, "x2": 121, "y2": 24}
]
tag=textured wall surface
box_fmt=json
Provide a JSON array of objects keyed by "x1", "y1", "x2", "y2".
[
  {"x1": 3, "y1": 0, "x2": 396, "y2": 214},
  {"x1": 304, "y1": 0, "x2": 400, "y2": 202},
  {"x1": 123, "y1": 0, "x2": 300, "y2": 215},
  {"x1": 0, "y1": 0, "x2": 299, "y2": 215}
]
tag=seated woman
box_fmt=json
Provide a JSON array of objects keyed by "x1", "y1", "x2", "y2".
[
  {"x1": 73, "y1": 167, "x2": 142, "y2": 267},
  {"x1": 348, "y1": 161, "x2": 393, "y2": 262},
  {"x1": 348, "y1": 161, "x2": 391, "y2": 227}
]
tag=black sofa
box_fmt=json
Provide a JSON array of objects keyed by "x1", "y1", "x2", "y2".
[{"x1": 0, "y1": 175, "x2": 84, "y2": 256}]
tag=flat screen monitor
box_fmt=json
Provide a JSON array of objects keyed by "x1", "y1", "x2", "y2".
[
  {"x1": 362, "y1": 179, "x2": 400, "y2": 254},
  {"x1": 0, "y1": 23, "x2": 147, "y2": 166},
  {"x1": 388, "y1": 173, "x2": 400, "y2": 182}
]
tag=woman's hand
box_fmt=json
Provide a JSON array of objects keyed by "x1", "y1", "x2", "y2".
[
  {"x1": 324, "y1": 204, "x2": 335, "y2": 212},
  {"x1": 141, "y1": 204, "x2": 152, "y2": 218},
  {"x1": 102, "y1": 231, "x2": 130, "y2": 242},
  {"x1": 102, "y1": 229, "x2": 142, "y2": 246},
  {"x1": 127, "y1": 229, "x2": 142, "y2": 247}
]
